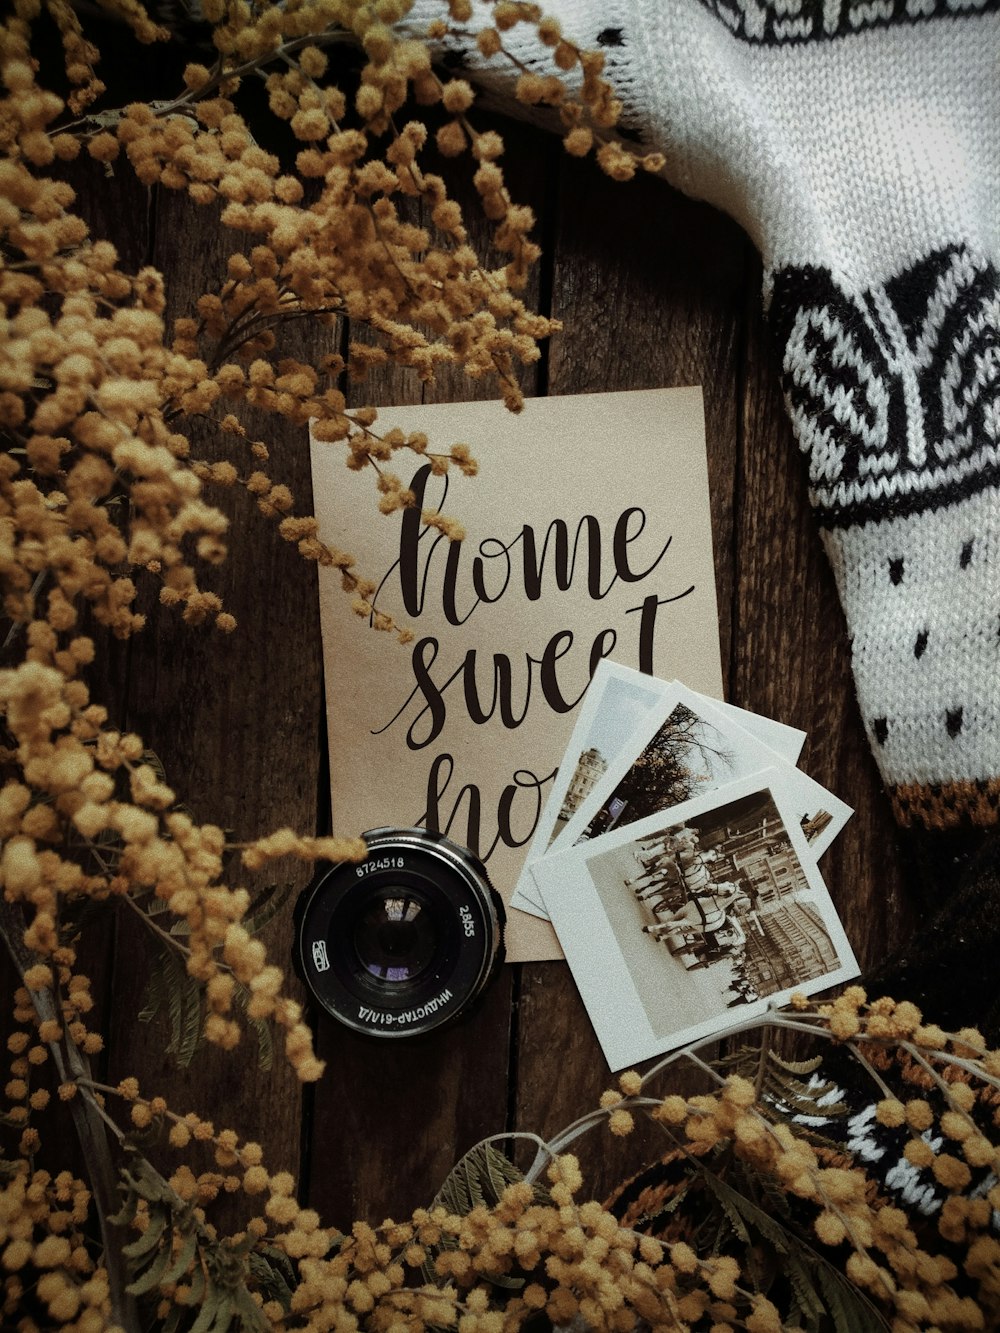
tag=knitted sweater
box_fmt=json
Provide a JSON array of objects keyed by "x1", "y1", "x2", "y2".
[{"x1": 406, "y1": 0, "x2": 1000, "y2": 835}]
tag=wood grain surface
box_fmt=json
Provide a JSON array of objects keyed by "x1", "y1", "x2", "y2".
[{"x1": 68, "y1": 108, "x2": 912, "y2": 1230}]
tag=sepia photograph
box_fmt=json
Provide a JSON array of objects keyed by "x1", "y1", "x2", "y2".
[
  {"x1": 514, "y1": 665, "x2": 823, "y2": 919},
  {"x1": 532, "y1": 774, "x2": 859, "y2": 1070},
  {"x1": 553, "y1": 682, "x2": 852, "y2": 861},
  {"x1": 509, "y1": 661, "x2": 668, "y2": 914},
  {"x1": 550, "y1": 672, "x2": 663, "y2": 839},
  {"x1": 579, "y1": 699, "x2": 737, "y2": 839}
]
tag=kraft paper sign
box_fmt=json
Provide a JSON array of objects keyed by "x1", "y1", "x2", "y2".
[{"x1": 310, "y1": 388, "x2": 724, "y2": 963}]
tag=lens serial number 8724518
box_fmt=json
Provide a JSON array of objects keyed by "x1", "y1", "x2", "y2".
[{"x1": 355, "y1": 857, "x2": 406, "y2": 877}]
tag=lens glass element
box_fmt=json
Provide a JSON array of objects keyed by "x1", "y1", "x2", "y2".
[
  {"x1": 353, "y1": 890, "x2": 437, "y2": 983},
  {"x1": 295, "y1": 827, "x2": 506, "y2": 1039}
]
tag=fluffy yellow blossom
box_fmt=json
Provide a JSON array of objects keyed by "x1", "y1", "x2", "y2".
[
  {"x1": 618, "y1": 1070, "x2": 642, "y2": 1097},
  {"x1": 656, "y1": 1094, "x2": 689, "y2": 1124},
  {"x1": 607, "y1": 1108, "x2": 634, "y2": 1136},
  {"x1": 876, "y1": 1098, "x2": 907, "y2": 1128},
  {"x1": 905, "y1": 1098, "x2": 934, "y2": 1131}
]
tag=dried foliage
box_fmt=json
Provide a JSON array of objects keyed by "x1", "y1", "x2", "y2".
[{"x1": 1, "y1": 0, "x2": 998, "y2": 1329}]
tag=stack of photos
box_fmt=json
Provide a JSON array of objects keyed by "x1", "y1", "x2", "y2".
[{"x1": 520, "y1": 664, "x2": 859, "y2": 1070}]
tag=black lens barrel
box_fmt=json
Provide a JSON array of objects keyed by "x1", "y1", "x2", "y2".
[{"x1": 295, "y1": 828, "x2": 505, "y2": 1039}]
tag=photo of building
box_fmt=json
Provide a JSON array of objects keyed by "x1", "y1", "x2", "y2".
[{"x1": 560, "y1": 745, "x2": 608, "y2": 820}]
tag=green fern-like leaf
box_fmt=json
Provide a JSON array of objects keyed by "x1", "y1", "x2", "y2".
[
  {"x1": 233, "y1": 983, "x2": 274, "y2": 1072},
  {"x1": 693, "y1": 1165, "x2": 757, "y2": 1249},
  {"x1": 122, "y1": 1209, "x2": 168, "y2": 1262},
  {"x1": 141, "y1": 748, "x2": 170, "y2": 785},
  {"x1": 116, "y1": 1151, "x2": 271, "y2": 1332},
  {"x1": 167, "y1": 947, "x2": 204, "y2": 1067},
  {"x1": 783, "y1": 1252, "x2": 829, "y2": 1329},
  {"x1": 138, "y1": 948, "x2": 168, "y2": 1025},
  {"x1": 138, "y1": 940, "x2": 205, "y2": 1067},
  {"x1": 432, "y1": 1143, "x2": 521, "y2": 1216},
  {"x1": 136, "y1": 872, "x2": 292, "y2": 1070},
  {"x1": 689, "y1": 1158, "x2": 889, "y2": 1332},
  {"x1": 752, "y1": 1161, "x2": 797, "y2": 1225},
  {"x1": 716, "y1": 1041, "x2": 848, "y2": 1121},
  {"x1": 162, "y1": 1303, "x2": 186, "y2": 1333},
  {"x1": 187, "y1": 1285, "x2": 227, "y2": 1333},
  {"x1": 767, "y1": 1051, "x2": 826, "y2": 1078},
  {"x1": 244, "y1": 882, "x2": 294, "y2": 937},
  {"x1": 126, "y1": 1239, "x2": 175, "y2": 1297},
  {"x1": 815, "y1": 1255, "x2": 890, "y2": 1332},
  {"x1": 247, "y1": 1246, "x2": 296, "y2": 1313},
  {"x1": 425, "y1": 1142, "x2": 548, "y2": 1291}
]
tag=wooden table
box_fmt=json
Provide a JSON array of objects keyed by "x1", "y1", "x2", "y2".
[{"x1": 69, "y1": 109, "x2": 911, "y2": 1230}]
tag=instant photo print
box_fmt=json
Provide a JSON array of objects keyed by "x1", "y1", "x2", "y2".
[
  {"x1": 515, "y1": 672, "x2": 847, "y2": 921},
  {"x1": 510, "y1": 662, "x2": 808, "y2": 919},
  {"x1": 531, "y1": 771, "x2": 860, "y2": 1071}
]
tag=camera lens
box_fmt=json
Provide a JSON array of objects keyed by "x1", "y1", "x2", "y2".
[
  {"x1": 352, "y1": 889, "x2": 437, "y2": 983},
  {"x1": 294, "y1": 828, "x2": 505, "y2": 1039}
]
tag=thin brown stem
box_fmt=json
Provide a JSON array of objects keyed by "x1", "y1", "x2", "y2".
[{"x1": 0, "y1": 897, "x2": 140, "y2": 1331}]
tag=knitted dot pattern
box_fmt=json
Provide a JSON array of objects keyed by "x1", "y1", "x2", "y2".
[
  {"x1": 823, "y1": 485, "x2": 1000, "y2": 829},
  {"x1": 773, "y1": 248, "x2": 1000, "y2": 829}
]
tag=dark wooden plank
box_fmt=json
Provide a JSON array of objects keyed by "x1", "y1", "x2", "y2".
[
  {"x1": 304, "y1": 115, "x2": 550, "y2": 1225},
  {"x1": 735, "y1": 284, "x2": 913, "y2": 969},
  {"x1": 102, "y1": 180, "x2": 323, "y2": 1178},
  {"x1": 306, "y1": 978, "x2": 515, "y2": 1228},
  {"x1": 544, "y1": 164, "x2": 747, "y2": 690},
  {"x1": 513, "y1": 159, "x2": 751, "y2": 1202}
]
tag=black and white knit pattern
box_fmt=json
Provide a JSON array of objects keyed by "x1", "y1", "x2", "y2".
[
  {"x1": 788, "y1": 1071, "x2": 1000, "y2": 1226},
  {"x1": 605, "y1": 1083, "x2": 1000, "y2": 1299},
  {"x1": 770, "y1": 246, "x2": 1000, "y2": 816},
  {"x1": 608, "y1": 1066, "x2": 1000, "y2": 1243},
  {"x1": 693, "y1": 0, "x2": 1000, "y2": 46},
  {"x1": 770, "y1": 247, "x2": 1000, "y2": 528},
  {"x1": 405, "y1": 0, "x2": 1000, "y2": 828}
]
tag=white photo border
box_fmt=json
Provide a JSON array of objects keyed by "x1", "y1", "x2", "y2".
[{"x1": 531, "y1": 769, "x2": 860, "y2": 1071}]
